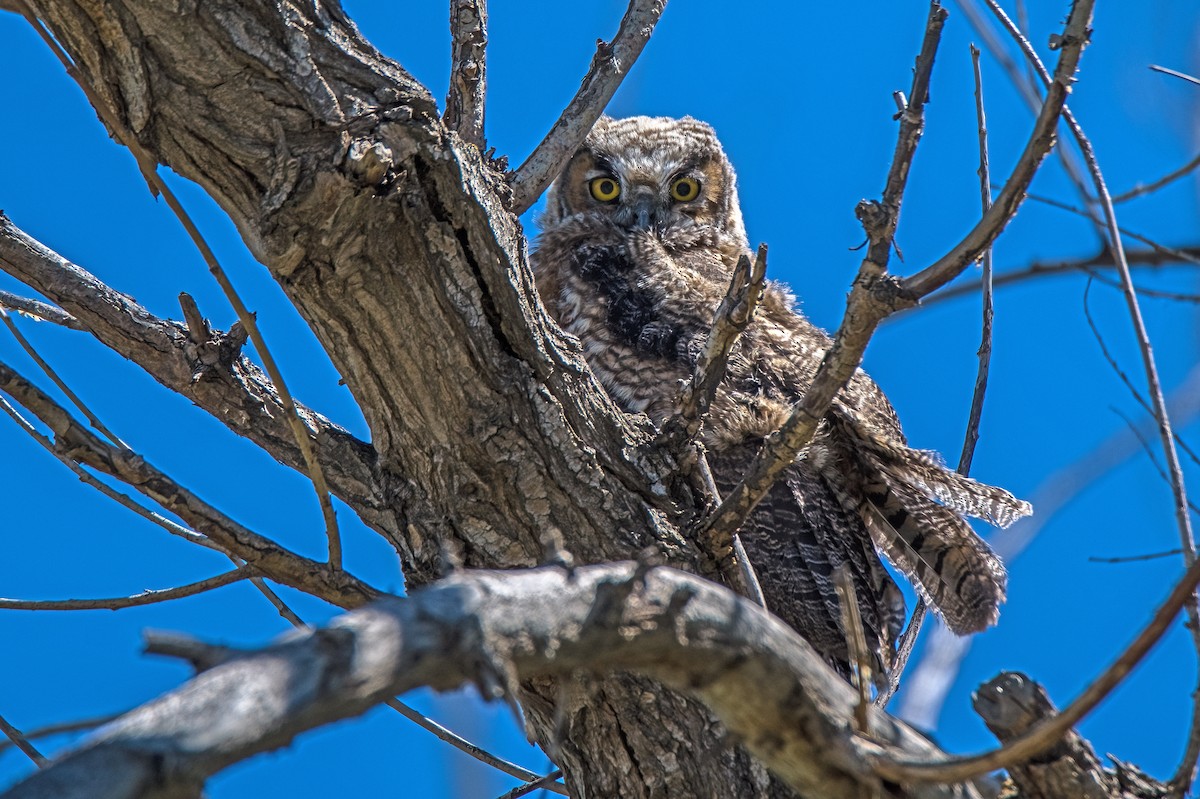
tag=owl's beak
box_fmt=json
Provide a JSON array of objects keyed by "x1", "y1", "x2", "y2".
[{"x1": 631, "y1": 194, "x2": 656, "y2": 231}]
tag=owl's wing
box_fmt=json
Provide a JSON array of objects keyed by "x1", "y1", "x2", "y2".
[
  {"x1": 708, "y1": 443, "x2": 906, "y2": 685},
  {"x1": 826, "y1": 411, "x2": 1029, "y2": 634}
]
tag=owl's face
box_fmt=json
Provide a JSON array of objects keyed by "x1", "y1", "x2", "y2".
[{"x1": 542, "y1": 116, "x2": 747, "y2": 246}]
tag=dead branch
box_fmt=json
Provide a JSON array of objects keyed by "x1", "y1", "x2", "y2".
[
  {"x1": 922, "y1": 244, "x2": 1200, "y2": 307},
  {"x1": 0, "y1": 563, "x2": 979, "y2": 799},
  {"x1": 867, "y1": 546, "x2": 1200, "y2": 784},
  {"x1": 0, "y1": 714, "x2": 44, "y2": 769},
  {"x1": 0, "y1": 215, "x2": 405, "y2": 551},
  {"x1": 508, "y1": 0, "x2": 667, "y2": 213},
  {"x1": 0, "y1": 290, "x2": 79, "y2": 328},
  {"x1": 444, "y1": 0, "x2": 488, "y2": 147},
  {"x1": 0, "y1": 361, "x2": 379, "y2": 609},
  {"x1": 974, "y1": 672, "x2": 1169, "y2": 798},
  {"x1": 0, "y1": 568, "x2": 252, "y2": 611}
]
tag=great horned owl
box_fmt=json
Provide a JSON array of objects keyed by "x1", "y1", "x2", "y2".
[{"x1": 531, "y1": 115, "x2": 1030, "y2": 680}]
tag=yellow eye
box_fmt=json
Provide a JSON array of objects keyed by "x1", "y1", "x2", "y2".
[
  {"x1": 670, "y1": 177, "x2": 701, "y2": 202},
  {"x1": 589, "y1": 176, "x2": 621, "y2": 202}
]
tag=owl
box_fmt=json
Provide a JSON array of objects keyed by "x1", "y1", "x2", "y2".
[{"x1": 530, "y1": 115, "x2": 1031, "y2": 681}]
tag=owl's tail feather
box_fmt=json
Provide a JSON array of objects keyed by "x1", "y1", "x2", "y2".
[{"x1": 830, "y1": 414, "x2": 1030, "y2": 635}]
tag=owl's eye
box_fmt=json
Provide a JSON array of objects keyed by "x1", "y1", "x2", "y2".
[
  {"x1": 589, "y1": 177, "x2": 621, "y2": 202},
  {"x1": 670, "y1": 177, "x2": 701, "y2": 202}
]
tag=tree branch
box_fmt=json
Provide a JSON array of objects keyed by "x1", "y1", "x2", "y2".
[
  {"x1": 444, "y1": 0, "x2": 488, "y2": 147},
  {"x1": 868, "y1": 547, "x2": 1200, "y2": 784},
  {"x1": 0, "y1": 568, "x2": 252, "y2": 611},
  {"x1": 974, "y1": 672, "x2": 1170, "y2": 798},
  {"x1": 0, "y1": 215, "x2": 407, "y2": 553},
  {"x1": 0, "y1": 564, "x2": 980, "y2": 799},
  {"x1": 508, "y1": 0, "x2": 667, "y2": 213},
  {"x1": 0, "y1": 361, "x2": 380, "y2": 609},
  {"x1": 921, "y1": 244, "x2": 1200, "y2": 307}
]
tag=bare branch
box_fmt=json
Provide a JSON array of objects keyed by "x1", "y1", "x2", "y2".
[
  {"x1": 2, "y1": 564, "x2": 977, "y2": 799},
  {"x1": 902, "y1": 2, "x2": 1094, "y2": 297},
  {"x1": 0, "y1": 361, "x2": 380, "y2": 609},
  {"x1": 0, "y1": 290, "x2": 79, "y2": 328},
  {"x1": 1089, "y1": 549, "x2": 1184, "y2": 564},
  {"x1": 0, "y1": 391, "x2": 220, "y2": 552},
  {"x1": 953, "y1": 0, "x2": 1098, "y2": 215},
  {"x1": 976, "y1": 9, "x2": 1199, "y2": 791},
  {"x1": 0, "y1": 568, "x2": 252, "y2": 611},
  {"x1": 1113, "y1": 151, "x2": 1200, "y2": 203},
  {"x1": 921, "y1": 243, "x2": 1200, "y2": 307},
  {"x1": 0, "y1": 307, "x2": 126, "y2": 448},
  {"x1": 444, "y1": 0, "x2": 488, "y2": 147},
  {"x1": 0, "y1": 713, "x2": 45, "y2": 768},
  {"x1": 386, "y1": 699, "x2": 567, "y2": 795},
  {"x1": 508, "y1": 0, "x2": 667, "y2": 213},
  {"x1": 1150, "y1": 64, "x2": 1200, "y2": 87},
  {"x1": 496, "y1": 770, "x2": 565, "y2": 799},
  {"x1": 20, "y1": 3, "x2": 344, "y2": 569},
  {"x1": 229, "y1": 546, "x2": 568, "y2": 793},
  {"x1": 974, "y1": 672, "x2": 1170, "y2": 798},
  {"x1": 0, "y1": 215, "x2": 402, "y2": 548},
  {"x1": 958, "y1": 42, "x2": 995, "y2": 478},
  {"x1": 662, "y1": 245, "x2": 767, "y2": 448},
  {"x1": 869, "y1": 509, "x2": 1200, "y2": 785},
  {"x1": 0, "y1": 714, "x2": 120, "y2": 755},
  {"x1": 899, "y1": 363, "x2": 1200, "y2": 729}
]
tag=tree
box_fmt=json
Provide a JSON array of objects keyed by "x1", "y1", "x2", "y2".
[{"x1": 0, "y1": 0, "x2": 1198, "y2": 797}]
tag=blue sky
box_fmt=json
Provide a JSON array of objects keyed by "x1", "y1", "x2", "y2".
[{"x1": 1, "y1": 1, "x2": 1199, "y2": 795}]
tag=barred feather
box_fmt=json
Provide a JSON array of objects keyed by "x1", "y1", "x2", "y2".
[{"x1": 840, "y1": 413, "x2": 1033, "y2": 528}]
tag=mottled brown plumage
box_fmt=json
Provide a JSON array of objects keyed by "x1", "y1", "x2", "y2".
[{"x1": 531, "y1": 115, "x2": 1031, "y2": 679}]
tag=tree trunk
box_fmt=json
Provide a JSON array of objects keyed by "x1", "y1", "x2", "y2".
[{"x1": 17, "y1": 1, "x2": 794, "y2": 794}]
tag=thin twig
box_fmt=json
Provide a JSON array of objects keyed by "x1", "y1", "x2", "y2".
[
  {"x1": 21, "y1": 3, "x2": 343, "y2": 570},
  {"x1": 885, "y1": 40, "x2": 999, "y2": 710},
  {"x1": 508, "y1": 0, "x2": 667, "y2": 213},
  {"x1": 387, "y1": 699, "x2": 567, "y2": 794},
  {"x1": 665, "y1": 245, "x2": 767, "y2": 446},
  {"x1": 921, "y1": 242, "x2": 1200, "y2": 308},
  {"x1": 953, "y1": 0, "x2": 1097, "y2": 215},
  {"x1": 982, "y1": 11, "x2": 1200, "y2": 791},
  {"x1": 496, "y1": 768, "x2": 566, "y2": 799},
  {"x1": 0, "y1": 306, "x2": 127, "y2": 448},
  {"x1": 1112, "y1": 151, "x2": 1200, "y2": 203},
  {"x1": 0, "y1": 713, "x2": 120, "y2": 753},
  {"x1": 870, "y1": 550, "x2": 1200, "y2": 783},
  {"x1": 234, "y1": 556, "x2": 568, "y2": 794},
  {"x1": 876, "y1": 602, "x2": 927, "y2": 709},
  {"x1": 833, "y1": 566, "x2": 872, "y2": 735},
  {"x1": 958, "y1": 43, "x2": 995, "y2": 478},
  {"x1": 0, "y1": 712, "x2": 45, "y2": 767},
  {"x1": 444, "y1": 0, "x2": 488, "y2": 147},
  {"x1": 0, "y1": 290, "x2": 79, "y2": 328},
  {"x1": 0, "y1": 392, "x2": 218, "y2": 551},
  {"x1": 1150, "y1": 64, "x2": 1200, "y2": 87},
  {"x1": 979, "y1": 0, "x2": 1196, "y2": 560},
  {"x1": 0, "y1": 360, "x2": 377, "y2": 609},
  {"x1": 898, "y1": 363, "x2": 1200, "y2": 729},
  {"x1": 1089, "y1": 549, "x2": 1185, "y2": 564},
  {"x1": 690, "y1": 448, "x2": 767, "y2": 608},
  {"x1": 0, "y1": 568, "x2": 251, "y2": 611},
  {"x1": 701, "y1": 2, "x2": 997, "y2": 544}
]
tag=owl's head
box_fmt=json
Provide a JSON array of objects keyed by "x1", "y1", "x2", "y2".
[{"x1": 542, "y1": 116, "x2": 747, "y2": 247}]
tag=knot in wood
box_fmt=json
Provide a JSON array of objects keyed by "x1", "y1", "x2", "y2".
[
  {"x1": 854, "y1": 199, "x2": 891, "y2": 241},
  {"x1": 344, "y1": 138, "x2": 395, "y2": 186},
  {"x1": 861, "y1": 271, "x2": 917, "y2": 313}
]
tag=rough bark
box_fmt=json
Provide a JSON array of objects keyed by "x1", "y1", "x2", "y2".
[
  {"x1": 0, "y1": 564, "x2": 980, "y2": 799},
  {"x1": 2, "y1": 1, "x2": 756, "y2": 795},
  {"x1": 973, "y1": 673, "x2": 1169, "y2": 799},
  {"x1": 0, "y1": 2, "x2": 1143, "y2": 798}
]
